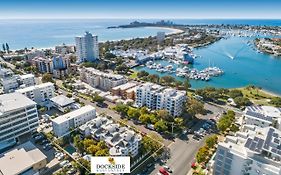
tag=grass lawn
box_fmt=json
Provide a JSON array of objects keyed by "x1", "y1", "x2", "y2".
[
  {"x1": 237, "y1": 87, "x2": 274, "y2": 106},
  {"x1": 129, "y1": 70, "x2": 138, "y2": 79}
]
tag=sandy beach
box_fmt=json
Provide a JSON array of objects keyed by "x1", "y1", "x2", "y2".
[{"x1": 144, "y1": 26, "x2": 184, "y2": 35}]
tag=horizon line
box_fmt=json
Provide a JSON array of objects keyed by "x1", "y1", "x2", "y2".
[{"x1": 0, "y1": 17, "x2": 281, "y2": 20}]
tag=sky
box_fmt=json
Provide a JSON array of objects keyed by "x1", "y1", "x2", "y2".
[{"x1": 0, "y1": 0, "x2": 281, "y2": 19}]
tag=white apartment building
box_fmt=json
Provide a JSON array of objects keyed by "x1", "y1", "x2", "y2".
[
  {"x1": 75, "y1": 31, "x2": 99, "y2": 62},
  {"x1": 19, "y1": 74, "x2": 36, "y2": 87},
  {"x1": 79, "y1": 116, "x2": 142, "y2": 157},
  {"x1": 243, "y1": 105, "x2": 281, "y2": 129},
  {"x1": 16, "y1": 82, "x2": 55, "y2": 106},
  {"x1": 0, "y1": 67, "x2": 19, "y2": 93},
  {"x1": 80, "y1": 67, "x2": 127, "y2": 91},
  {"x1": 0, "y1": 93, "x2": 38, "y2": 144},
  {"x1": 52, "y1": 105, "x2": 96, "y2": 137},
  {"x1": 1, "y1": 75, "x2": 19, "y2": 93},
  {"x1": 156, "y1": 88, "x2": 186, "y2": 117},
  {"x1": 0, "y1": 67, "x2": 36, "y2": 93},
  {"x1": 213, "y1": 125, "x2": 281, "y2": 175},
  {"x1": 135, "y1": 82, "x2": 186, "y2": 116}
]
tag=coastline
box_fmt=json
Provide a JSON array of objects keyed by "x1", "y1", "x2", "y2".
[
  {"x1": 143, "y1": 26, "x2": 184, "y2": 35},
  {"x1": 10, "y1": 27, "x2": 184, "y2": 51},
  {"x1": 260, "y1": 89, "x2": 281, "y2": 98}
]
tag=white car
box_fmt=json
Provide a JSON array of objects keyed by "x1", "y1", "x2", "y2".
[
  {"x1": 163, "y1": 165, "x2": 173, "y2": 173},
  {"x1": 60, "y1": 160, "x2": 69, "y2": 167}
]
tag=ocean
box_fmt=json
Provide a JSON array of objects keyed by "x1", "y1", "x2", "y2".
[{"x1": 0, "y1": 19, "x2": 281, "y2": 94}]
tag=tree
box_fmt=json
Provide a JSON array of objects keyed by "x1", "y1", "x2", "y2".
[
  {"x1": 147, "y1": 74, "x2": 159, "y2": 83},
  {"x1": 196, "y1": 146, "x2": 209, "y2": 163},
  {"x1": 95, "y1": 149, "x2": 109, "y2": 156},
  {"x1": 183, "y1": 79, "x2": 191, "y2": 90},
  {"x1": 5, "y1": 43, "x2": 9, "y2": 53},
  {"x1": 140, "y1": 107, "x2": 149, "y2": 115},
  {"x1": 137, "y1": 70, "x2": 149, "y2": 78},
  {"x1": 93, "y1": 93, "x2": 105, "y2": 104},
  {"x1": 115, "y1": 64, "x2": 129, "y2": 74},
  {"x1": 141, "y1": 136, "x2": 161, "y2": 153},
  {"x1": 149, "y1": 114, "x2": 158, "y2": 124},
  {"x1": 2, "y1": 44, "x2": 5, "y2": 53},
  {"x1": 72, "y1": 158, "x2": 90, "y2": 175},
  {"x1": 187, "y1": 99, "x2": 204, "y2": 116},
  {"x1": 234, "y1": 97, "x2": 251, "y2": 107},
  {"x1": 87, "y1": 145, "x2": 99, "y2": 155},
  {"x1": 217, "y1": 110, "x2": 236, "y2": 132},
  {"x1": 42, "y1": 73, "x2": 54, "y2": 83},
  {"x1": 174, "y1": 117, "x2": 184, "y2": 127},
  {"x1": 139, "y1": 114, "x2": 151, "y2": 123},
  {"x1": 228, "y1": 89, "x2": 243, "y2": 99},
  {"x1": 160, "y1": 75, "x2": 175, "y2": 85},
  {"x1": 157, "y1": 109, "x2": 171, "y2": 121},
  {"x1": 66, "y1": 93, "x2": 72, "y2": 98},
  {"x1": 83, "y1": 139, "x2": 96, "y2": 150},
  {"x1": 127, "y1": 107, "x2": 140, "y2": 119},
  {"x1": 104, "y1": 52, "x2": 116, "y2": 59},
  {"x1": 154, "y1": 120, "x2": 168, "y2": 132},
  {"x1": 74, "y1": 135, "x2": 84, "y2": 153},
  {"x1": 205, "y1": 135, "x2": 218, "y2": 148},
  {"x1": 114, "y1": 103, "x2": 129, "y2": 116},
  {"x1": 270, "y1": 97, "x2": 281, "y2": 107}
]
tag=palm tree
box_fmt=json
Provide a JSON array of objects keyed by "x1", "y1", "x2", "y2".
[
  {"x1": 5, "y1": 43, "x2": 9, "y2": 53},
  {"x1": 2, "y1": 44, "x2": 6, "y2": 53}
]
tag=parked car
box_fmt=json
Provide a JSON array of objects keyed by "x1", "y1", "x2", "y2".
[
  {"x1": 163, "y1": 165, "x2": 173, "y2": 173},
  {"x1": 146, "y1": 124, "x2": 155, "y2": 130},
  {"x1": 67, "y1": 168, "x2": 76, "y2": 175},
  {"x1": 159, "y1": 167, "x2": 169, "y2": 175},
  {"x1": 60, "y1": 160, "x2": 69, "y2": 167}
]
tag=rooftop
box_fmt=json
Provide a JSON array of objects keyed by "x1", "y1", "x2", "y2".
[
  {"x1": 83, "y1": 67, "x2": 125, "y2": 80},
  {"x1": 52, "y1": 105, "x2": 95, "y2": 124},
  {"x1": 16, "y1": 82, "x2": 54, "y2": 93},
  {"x1": 0, "y1": 141, "x2": 47, "y2": 175},
  {"x1": 19, "y1": 74, "x2": 35, "y2": 79},
  {"x1": 0, "y1": 93, "x2": 36, "y2": 114},
  {"x1": 50, "y1": 95, "x2": 75, "y2": 107},
  {"x1": 112, "y1": 82, "x2": 137, "y2": 91}
]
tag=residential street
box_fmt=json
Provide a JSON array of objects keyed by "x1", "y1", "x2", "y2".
[{"x1": 150, "y1": 120, "x2": 208, "y2": 175}]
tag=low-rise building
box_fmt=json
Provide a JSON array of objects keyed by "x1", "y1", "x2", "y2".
[
  {"x1": 0, "y1": 141, "x2": 47, "y2": 175},
  {"x1": 55, "y1": 43, "x2": 75, "y2": 54},
  {"x1": 243, "y1": 105, "x2": 281, "y2": 129},
  {"x1": 0, "y1": 67, "x2": 36, "y2": 93},
  {"x1": 0, "y1": 93, "x2": 38, "y2": 144},
  {"x1": 0, "y1": 67, "x2": 19, "y2": 93},
  {"x1": 80, "y1": 67, "x2": 127, "y2": 91},
  {"x1": 111, "y1": 82, "x2": 138, "y2": 99},
  {"x1": 16, "y1": 82, "x2": 55, "y2": 106},
  {"x1": 213, "y1": 125, "x2": 281, "y2": 175},
  {"x1": 135, "y1": 82, "x2": 186, "y2": 116},
  {"x1": 52, "y1": 105, "x2": 96, "y2": 137},
  {"x1": 19, "y1": 74, "x2": 36, "y2": 87},
  {"x1": 50, "y1": 95, "x2": 78, "y2": 112},
  {"x1": 79, "y1": 116, "x2": 142, "y2": 157}
]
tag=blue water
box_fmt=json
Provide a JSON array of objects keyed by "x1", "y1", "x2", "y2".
[
  {"x1": 0, "y1": 19, "x2": 281, "y2": 94},
  {"x1": 0, "y1": 19, "x2": 174, "y2": 50},
  {"x1": 135, "y1": 36, "x2": 281, "y2": 95}
]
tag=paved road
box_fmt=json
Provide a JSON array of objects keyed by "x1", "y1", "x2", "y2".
[{"x1": 150, "y1": 120, "x2": 208, "y2": 175}]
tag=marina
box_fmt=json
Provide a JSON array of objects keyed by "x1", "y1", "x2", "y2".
[
  {"x1": 145, "y1": 60, "x2": 223, "y2": 81},
  {"x1": 135, "y1": 34, "x2": 281, "y2": 95}
]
